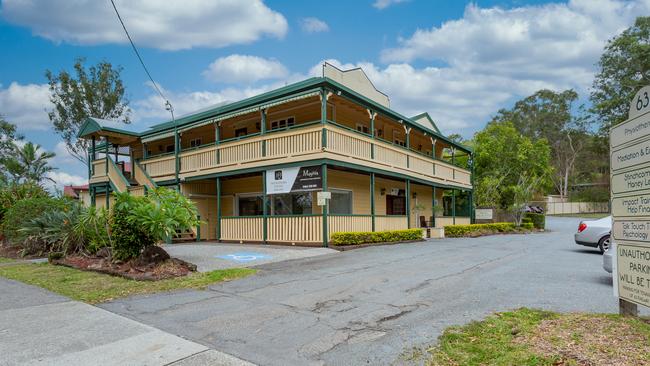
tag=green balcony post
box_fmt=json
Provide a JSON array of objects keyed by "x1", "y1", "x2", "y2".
[
  {"x1": 215, "y1": 122, "x2": 220, "y2": 165},
  {"x1": 452, "y1": 189, "x2": 456, "y2": 225},
  {"x1": 322, "y1": 164, "x2": 328, "y2": 247},
  {"x1": 370, "y1": 172, "x2": 375, "y2": 232},
  {"x1": 104, "y1": 141, "x2": 108, "y2": 174},
  {"x1": 369, "y1": 110, "x2": 375, "y2": 160},
  {"x1": 432, "y1": 186, "x2": 436, "y2": 228},
  {"x1": 262, "y1": 171, "x2": 267, "y2": 244},
  {"x1": 216, "y1": 176, "x2": 221, "y2": 242},
  {"x1": 321, "y1": 88, "x2": 328, "y2": 149},
  {"x1": 174, "y1": 130, "x2": 180, "y2": 185},
  {"x1": 261, "y1": 109, "x2": 267, "y2": 157},
  {"x1": 406, "y1": 179, "x2": 410, "y2": 228},
  {"x1": 105, "y1": 183, "x2": 110, "y2": 208},
  {"x1": 196, "y1": 215, "x2": 201, "y2": 242}
]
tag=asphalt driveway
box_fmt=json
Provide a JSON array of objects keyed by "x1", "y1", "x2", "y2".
[{"x1": 101, "y1": 217, "x2": 635, "y2": 366}]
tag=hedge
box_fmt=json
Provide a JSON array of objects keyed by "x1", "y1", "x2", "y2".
[
  {"x1": 525, "y1": 212, "x2": 545, "y2": 229},
  {"x1": 444, "y1": 222, "x2": 516, "y2": 237},
  {"x1": 1, "y1": 197, "x2": 68, "y2": 244},
  {"x1": 330, "y1": 229, "x2": 422, "y2": 246}
]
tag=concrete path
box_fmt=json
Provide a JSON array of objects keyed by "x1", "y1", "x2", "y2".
[
  {"x1": 0, "y1": 277, "x2": 253, "y2": 366},
  {"x1": 101, "y1": 217, "x2": 648, "y2": 366},
  {"x1": 162, "y1": 243, "x2": 336, "y2": 272}
]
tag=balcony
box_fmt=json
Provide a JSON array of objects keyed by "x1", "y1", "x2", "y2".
[{"x1": 137, "y1": 122, "x2": 471, "y2": 188}]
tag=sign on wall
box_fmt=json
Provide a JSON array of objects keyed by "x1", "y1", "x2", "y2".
[
  {"x1": 610, "y1": 85, "x2": 650, "y2": 310},
  {"x1": 475, "y1": 208, "x2": 493, "y2": 220},
  {"x1": 266, "y1": 166, "x2": 322, "y2": 194}
]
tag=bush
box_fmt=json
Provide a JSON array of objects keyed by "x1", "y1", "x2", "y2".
[
  {"x1": 330, "y1": 229, "x2": 422, "y2": 246},
  {"x1": 110, "y1": 188, "x2": 200, "y2": 261},
  {"x1": 525, "y1": 212, "x2": 545, "y2": 229},
  {"x1": 444, "y1": 222, "x2": 516, "y2": 237},
  {"x1": 2, "y1": 197, "x2": 67, "y2": 244},
  {"x1": 520, "y1": 222, "x2": 534, "y2": 230},
  {"x1": 0, "y1": 182, "x2": 48, "y2": 224}
]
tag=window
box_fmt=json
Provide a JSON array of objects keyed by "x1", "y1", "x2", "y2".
[
  {"x1": 386, "y1": 195, "x2": 406, "y2": 215},
  {"x1": 270, "y1": 117, "x2": 295, "y2": 130},
  {"x1": 271, "y1": 192, "x2": 312, "y2": 215},
  {"x1": 356, "y1": 123, "x2": 369, "y2": 134},
  {"x1": 329, "y1": 189, "x2": 352, "y2": 214},
  {"x1": 235, "y1": 127, "x2": 248, "y2": 137},
  {"x1": 237, "y1": 194, "x2": 263, "y2": 216},
  {"x1": 393, "y1": 130, "x2": 405, "y2": 147},
  {"x1": 189, "y1": 138, "x2": 202, "y2": 148}
]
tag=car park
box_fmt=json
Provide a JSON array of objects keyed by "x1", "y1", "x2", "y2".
[{"x1": 574, "y1": 216, "x2": 611, "y2": 254}]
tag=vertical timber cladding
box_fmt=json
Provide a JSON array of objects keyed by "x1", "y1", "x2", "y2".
[{"x1": 610, "y1": 85, "x2": 650, "y2": 309}]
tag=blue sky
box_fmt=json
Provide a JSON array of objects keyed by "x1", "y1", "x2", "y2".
[{"x1": 0, "y1": 0, "x2": 646, "y2": 188}]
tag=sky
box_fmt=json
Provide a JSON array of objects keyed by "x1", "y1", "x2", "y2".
[{"x1": 0, "y1": 0, "x2": 648, "y2": 189}]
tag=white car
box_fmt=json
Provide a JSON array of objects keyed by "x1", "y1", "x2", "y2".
[
  {"x1": 603, "y1": 242, "x2": 614, "y2": 273},
  {"x1": 574, "y1": 216, "x2": 611, "y2": 254}
]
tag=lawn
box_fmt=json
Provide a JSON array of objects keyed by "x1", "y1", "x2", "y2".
[
  {"x1": 0, "y1": 257, "x2": 15, "y2": 263},
  {"x1": 407, "y1": 308, "x2": 650, "y2": 366},
  {"x1": 0, "y1": 262, "x2": 256, "y2": 304}
]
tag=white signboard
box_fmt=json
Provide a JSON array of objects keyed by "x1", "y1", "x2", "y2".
[
  {"x1": 475, "y1": 208, "x2": 493, "y2": 220},
  {"x1": 611, "y1": 164, "x2": 650, "y2": 194},
  {"x1": 316, "y1": 191, "x2": 331, "y2": 206},
  {"x1": 610, "y1": 84, "x2": 650, "y2": 309}
]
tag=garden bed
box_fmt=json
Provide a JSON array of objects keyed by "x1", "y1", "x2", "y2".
[
  {"x1": 52, "y1": 255, "x2": 197, "y2": 281},
  {"x1": 0, "y1": 243, "x2": 45, "y2": 260}
]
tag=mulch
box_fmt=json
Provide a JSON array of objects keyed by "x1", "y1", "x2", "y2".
[
  {"x1": 0, "y1": 243, "x2": 45, "y2": 260},
  {"x1": 51, "y1": 255, "x2": 197, "y2": 281}
]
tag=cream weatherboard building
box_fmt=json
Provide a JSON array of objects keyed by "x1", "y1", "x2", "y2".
[{"x1": 79, "y1": 64, "x2": 474, "y2": 246}]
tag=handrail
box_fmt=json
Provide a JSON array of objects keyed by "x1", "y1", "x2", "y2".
[
  {"x1": 133, "y1": 160, "x2": 158, "y2": 189},
  {"x1": 106, "y1": 157, "x2": 131, "y2": 192}
]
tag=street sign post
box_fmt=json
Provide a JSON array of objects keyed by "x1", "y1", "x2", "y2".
[{"x1": 610, "y1": 85, "x2": 650, "y2": 315}]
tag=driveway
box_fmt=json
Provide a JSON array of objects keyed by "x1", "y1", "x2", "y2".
[
  {"x1": 162, "y1": 243, "x2": 336, "y2": 272},
  {"x1": 101, "y1": 217, "x2": 637, "y2": 366}
]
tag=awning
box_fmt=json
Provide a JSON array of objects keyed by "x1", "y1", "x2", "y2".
[{"x1": 141, "y1": 131, "x2": 175, "y2": 143}]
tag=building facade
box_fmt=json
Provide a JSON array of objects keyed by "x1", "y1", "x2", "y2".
[{"x1": 79, "y1": 64, "x2": 473, "y2": 246}]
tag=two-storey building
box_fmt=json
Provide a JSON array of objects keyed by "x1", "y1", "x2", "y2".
[{"x1": 79, "y1": 63, "x2": 473, "y2": 246}]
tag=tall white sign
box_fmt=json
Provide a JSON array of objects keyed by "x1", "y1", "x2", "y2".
[{"x1": 610, "y1": 86, "x2": 650, "y2": 310}]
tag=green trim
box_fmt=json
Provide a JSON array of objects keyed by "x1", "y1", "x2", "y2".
[
  {"x1": 370, "y1": 172, "x2": 375, "y2": 232},
  {"x1": 107, "y1": 157, "x2": 131, "y2": 189},
  {"x1": 262, "y1": 171, "x2": 267, "y2": 243},
  {"x1": 216, "y1": 177, "x2": 221, "y2": 241},
  {"x1": 220, "y1": 132, "x2": 262, "y2": 144},
  {"x1": 180, "y1": 157, "x2": 472, "y2": 192},
  {"x1": 410, "y1": 112, "x2": 441, "y2": 134},
  {"x1": 174, "y1": 130, "x2": 180, "y2": 184},
  {"x1": 77, "y1": 117, "x2": 141, "y2": 138},
  {"x1": 406, "y1": 179, "x2": 411, "y2": 229},
  {"x1": 432, "y1": 186, "x2": 436, "y2": 228},
  {"x1": 322, "y1": 163, "x2": 328, "y2": 247},
  {"x1": 196, "y1": 215, "x2": 201, "y2": 242},
  {"x1": 452, "y1": 189, "x2": 456, "y2": 225}
]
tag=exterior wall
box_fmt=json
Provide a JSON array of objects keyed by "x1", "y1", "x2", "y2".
[
  {"x1": 374, "y1": 177, "x2": 405, "y2": 215},
  {"x1": 181, "y1": 181, "x2": 217, "y2": 240},
  {"x1": 410, "y1": 183, "x2": 433, "y2": 228},
  {"x1": 221, "y1": 175, "x2": 262, "y2": 217},
  {"x1": 328, "y1": 169, "x2": 371, "y2": 215}
]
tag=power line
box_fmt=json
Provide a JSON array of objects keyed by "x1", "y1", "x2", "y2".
[{"x1": 108, "y1": 0, "x2": 170, "y2": 108}]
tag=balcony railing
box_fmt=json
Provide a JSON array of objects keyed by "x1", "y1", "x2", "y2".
[{"x1": 139, "y1": 122, "x2": 472, "y2": 187}]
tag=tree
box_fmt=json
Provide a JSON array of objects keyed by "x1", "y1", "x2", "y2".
[
  {"x1": 491, "y1": 89, "x2": 588, "y2": 199},
  {"x1": 473, "y1": 121, "x2": 552, "y2": 214},
  {"x1": 4, "y1": 142, "x2": 56, "y2": 184},
  {"x1": 591, "y1": 16, "x2": 650, "y2": 132},
  {"x1": 0, "y1": 117, "x2": 23, "y2": 184},
  {"x1": 46, "y1": 58, "x2": 130, "y2": 164}
]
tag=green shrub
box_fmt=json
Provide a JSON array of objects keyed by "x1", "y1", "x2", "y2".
[
  {"x1": 110, "y1": 188, "x2": 200, "y2": 261},
  {"x1": 520, "y1": 222, "x2": 534, "y2": 230},
  {"x1": 2, "y1": 197, "x2": 67, "y2": 244},
  {"x1": 330, "y1": 229, "x2": 422, "y2": 246},
  {"x1": 522, "y1": 216, "x2": 533, "y2": 224},
  {"x1": 525, "y1": 212, "x2": 545, "y2": 229},
  {"x1": 0, "y1": 182, "x2": 48, "y2": 224},
  {"x1": 444, "y1": 222, "x2": 516, "y2": 237}
]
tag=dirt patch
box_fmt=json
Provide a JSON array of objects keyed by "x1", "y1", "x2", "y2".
[
  {"x1": 0, "y1": 243, "x2": 45, "y2": 260},
  {"x1": 52, "y1": 255, "x2": 197, "y2": 281},
  {"x1": 516, "y1": 313, "x2": 650, "y2": 366}
]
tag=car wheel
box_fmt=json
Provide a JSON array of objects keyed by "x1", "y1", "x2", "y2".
[{"x1": 598, "y1": 235, "x2": 611, "y2": 254}]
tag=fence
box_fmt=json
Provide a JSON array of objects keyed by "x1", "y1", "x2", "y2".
[{"x1": 530, "y1": 201, "x2": 610, "y2": 215}]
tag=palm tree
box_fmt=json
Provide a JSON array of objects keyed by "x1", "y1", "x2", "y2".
[{"x1": 3, "y1": 142, "x2": 56, "y2": 184}]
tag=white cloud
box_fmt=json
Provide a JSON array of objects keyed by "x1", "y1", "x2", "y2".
[
  {"x1": 381, "y1": 0, "x2": 649, "y2": 92},
  {"x1": 1, "y1": 0, "x2": 288, "y2": 51},
  {"x1": 373, "y1": 0, "x2": 409, "y2": 10},
  {"x1": 202, "y1": 55, "x2": 288, "y2": 84},
  {"x1": 46, "y1": 171, "x2": 87, "y2": 191},
  {"x1": 300, "y1": 17, "x2": 329, "y2": 33},
  {"x1": 0, "y1": 82, "x2": 51, "y2": 131}
]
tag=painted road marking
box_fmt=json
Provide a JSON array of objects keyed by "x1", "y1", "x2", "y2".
[{"x1": 216, "y1": 252, "x2": 272, "y2": 262}]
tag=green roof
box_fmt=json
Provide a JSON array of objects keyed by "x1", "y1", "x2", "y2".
[
  {"x1": 83, "y1": 77, "x2": 471, "y2": 153},
  {"x1": 77, "y1": 117, "x2": 141, "y2": 138}
]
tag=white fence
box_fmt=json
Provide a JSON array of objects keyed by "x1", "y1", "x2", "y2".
[{"x1": 531, "y1": 201, "x2": 610, "y2": 215}]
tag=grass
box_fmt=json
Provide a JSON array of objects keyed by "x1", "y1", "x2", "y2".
[
  {"x1": 0, "y1": 262, "x2": 256, "y2": 304},
  {"x1": 549, "y1": 213, "x2": 609, "y2": 219},
  {"x1": 413, "y1": 308, "x2": 650, "y2": 366},
  {"x1": 0, "y1": 257, "x2": 15, "y2": 263}
]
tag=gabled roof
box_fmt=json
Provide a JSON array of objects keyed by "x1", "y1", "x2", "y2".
[
  {"x1": 410, "y1": 112, "x2": 441, "y2": 134},
  {"x1": 77, "y1": 117, "x2": 140, "y2": 144}
]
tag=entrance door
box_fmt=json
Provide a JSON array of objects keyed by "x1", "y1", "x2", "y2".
[{"x1": 386, "y1": 195, "x2": 406, "y2": 215}]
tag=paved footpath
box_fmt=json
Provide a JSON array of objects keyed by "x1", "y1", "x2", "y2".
[{"x1": 0, "y1": 277, "x2": 253, "y2": 366}]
